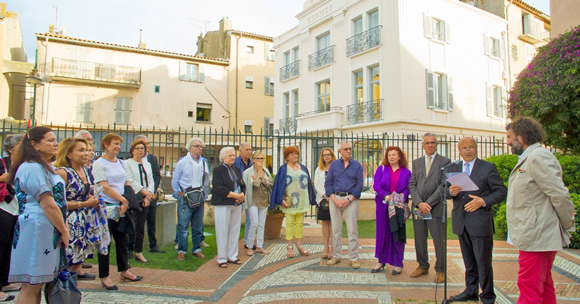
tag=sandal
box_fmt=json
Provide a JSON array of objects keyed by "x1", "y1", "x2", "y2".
[
  {"x1": 287, "y1": 245, "x2": 294, "y2": 258},
  {"x1": 227, "y1": 259, "x2": 242, "y2": 265},
  {"x1": 296, "y1": 244, "x2": 310, "y2": 256},
  {"x1": 255, "y1": 247, "x2": 269, "y2": 254},
  {"x1": 218, "y1": 262, "x2": 228, "y2": 268}
]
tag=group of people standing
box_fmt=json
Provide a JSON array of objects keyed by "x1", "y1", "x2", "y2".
[{"x1": 0, "y1": 128, "x2": 166, "y2": 303}]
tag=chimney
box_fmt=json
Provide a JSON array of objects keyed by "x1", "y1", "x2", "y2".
[
  {"x1": 138, "y1": 29, "x2": 147, "y2": 49},
  {"x1": 49, "y1": 25, "x2": 55, "y2": 34},
  {"x1": 219, "y1": 17, "x2": 232, "y2": 33}
]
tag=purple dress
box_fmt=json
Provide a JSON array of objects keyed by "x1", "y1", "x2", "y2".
[{"x1": 373, "y1": 165, "x2": 411, "y2": 267}]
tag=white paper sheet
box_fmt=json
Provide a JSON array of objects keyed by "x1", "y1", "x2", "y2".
[{"x1": 447, "y1": 172, "x2": 479, "y2": 191}]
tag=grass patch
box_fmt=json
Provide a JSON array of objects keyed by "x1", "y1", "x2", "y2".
[{"x1": 86, "y1": 225, "x2": 243, "y2": 272}]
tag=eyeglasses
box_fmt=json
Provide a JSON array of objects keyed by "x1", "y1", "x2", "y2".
[
  {"x1": 323, "y1": 154, "x2": 332, "y2": 157},
  {"x1": 254, "y1": 157, "x2": 265, "y2": 160},
  {"x1": 134, "y1": 147, "x2": 145, "y2": 150},
  {"x1": 192, "y1": 145, "x2": 203, "y2": 148},
  {"x1": 342, "y1": 147, "x2": 352, "y2": 151}
]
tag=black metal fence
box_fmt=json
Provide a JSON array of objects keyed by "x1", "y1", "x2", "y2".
[{"x1": 1, "y1": 120, "x2": 508, "y2": 196}]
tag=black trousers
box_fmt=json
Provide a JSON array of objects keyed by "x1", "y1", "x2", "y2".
[
  {"x1": 458, "y1": 228, "x2": 496, "y2": 304},
  {"x1": 98, "y1": 218, "x2": 131, "y2": 278},
  {"x1": 146, "y1": 199, "x2": 158, "y2": 250},
  {"x1": 128, "y1": 206, "x2": 148, "y2": 253},
  {"x1": 0, "y1": 209, "x2": 17, "y2": 286}
]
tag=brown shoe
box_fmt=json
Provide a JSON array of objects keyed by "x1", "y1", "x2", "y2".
[
  {"x1": 434, "y1": 272, "x2": 445, "y2": 283},
  {"x1": 351, "y1": 260, "x2": 361, "y2": 269},
  {"x1": 410, "y1": 267, "x2": 429, "y2": 278},
  {"x1": 327, "y1": 256, "x2": 341, "y2": 265},
  {"x1": 177, "y1": 252, "x2": 185, "y2": 261},
  {"x1": 193, "y1": 252, "x2": 205, "y2": 259}
]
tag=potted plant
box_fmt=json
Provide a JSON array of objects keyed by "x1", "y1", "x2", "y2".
[{"x1": 265, "y1": 205, "x2": 284, "y2": 240}]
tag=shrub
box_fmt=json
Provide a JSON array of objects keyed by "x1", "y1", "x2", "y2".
[
  {"x1": 569, "y1": 193, "x2": 580, "y2": 249},
  {"x1": 494, "y1": 203, "x2": 508, "y2": 239},
  {"x1": 485, "y1": 155, "x2": 518, "y2": 183},
  {"x1": 556, "y1": 154, "x2": 580, "y2": 193}
]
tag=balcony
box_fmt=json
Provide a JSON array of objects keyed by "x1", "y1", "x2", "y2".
[
  {"x1": 308, "y1": 46, "x2": 334, "y2": 71},
  {"x1": 50, "y1": 57, "x2": 141, "y2": 88},
  {"x1": 280, "y1": 60, "x2": 300, "y2": 82},
  {"x1": 297, "y1": 106, "x2": 344, "y2": 131},
  {"x1": 279, "y1": 117, "x2": 297, "y2": 134},
  {"x1": 346, "y1": 99, "x2": 383, "y2": 124},
  {"x1": 346, "y1": 26, "x2": 382, "y2": 57}
]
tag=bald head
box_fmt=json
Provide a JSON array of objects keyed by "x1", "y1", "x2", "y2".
[{"x1": 458, "y1": 137, "x2": 477, "y2": 162}]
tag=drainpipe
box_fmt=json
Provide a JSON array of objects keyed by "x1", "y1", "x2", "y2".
[
  {"x1": 505, "y1": 0, "x2": 513, "y2": 90},
  {"x1": 234, "y1": 33, "x2": 240, "y2": 132}
]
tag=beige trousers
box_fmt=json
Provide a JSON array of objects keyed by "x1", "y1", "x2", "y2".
[{"x1": 329, "y1": 196, "x2": 359, "y2": 261}]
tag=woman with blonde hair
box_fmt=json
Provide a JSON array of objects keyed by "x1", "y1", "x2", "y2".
[
  {"x1": 55, "y1": 137, "x2": 110, "y2": 281},
  {"x1": 314, "y1": 147, "x2": 336, "y2": 259},
  {"x1": 242, "y1": 151, "x2": 273, "y2": 256},
  {"x1": 270, "y1": 146, "x2": 316, "y2": 258}
]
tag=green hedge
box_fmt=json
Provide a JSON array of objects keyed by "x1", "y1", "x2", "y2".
[{"x1": 486, "y1": 154, "x2": 580, "y2": 248}]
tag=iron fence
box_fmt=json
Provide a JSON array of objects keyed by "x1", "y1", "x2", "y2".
[{"x1": 1, "y1": 120, "x2": 508, "y2": 197}]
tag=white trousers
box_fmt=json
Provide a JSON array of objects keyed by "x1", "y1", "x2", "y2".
[
  {"x1": 214, "y1": 205, "x2": 242, "y2": 264},
  {"x1": 246, "y1": 206, "x2": 268, "y2": 249}
]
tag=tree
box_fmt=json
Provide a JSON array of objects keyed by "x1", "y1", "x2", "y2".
[{"x1": 507, "y1": 25, "x2": 580, "y2": 154}]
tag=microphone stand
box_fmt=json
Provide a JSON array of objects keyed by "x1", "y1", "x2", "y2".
[{"x1": 441, "y1": 167, "x2": 450, "y2": 304}]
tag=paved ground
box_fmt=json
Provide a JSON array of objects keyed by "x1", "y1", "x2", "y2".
[{"x1": 5, "y1": 219, "x2": 580, "y2": 303}]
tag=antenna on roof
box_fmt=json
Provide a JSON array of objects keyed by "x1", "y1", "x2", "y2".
[{"x1": 138, "y1": 29, "x2": 147, "y2": 49}]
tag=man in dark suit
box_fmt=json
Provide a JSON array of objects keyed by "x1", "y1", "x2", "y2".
[
  {"x1": 135, "y1": 135, "x2": 165, "y2": 254},
  {"x1": 409, "y1": 133, "x2": 450, "y2": 283},
  {"x1": 448, "y1": 137, "x2": 506, "y2": 303}
]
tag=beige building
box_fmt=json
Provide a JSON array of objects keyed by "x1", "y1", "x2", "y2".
[
  {"x1": 462, "y1": 0, "x2": 551, "y2": 88},
  {"x1": 33, "y1": 30, "x2": 230, "y2": 130},
  {"x1": 550, "y1": 0, "x2": 580, "y2": 37},
  {"x1": 0, "y1": 3, "x2": 31, "y2": 121},
  {"x1": 196, "y1": 18, "x2": 275, "y2": 134}
]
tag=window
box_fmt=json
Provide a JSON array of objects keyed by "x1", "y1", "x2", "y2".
[
  {"x1": 353, "y1": 16, "x2": 363, "y2": 35},
  {"x1": 353, "y1": 70, "x2": 363, "y2": 104},
  {"x1": 292, "y1": 47, "x2": 299, "y2": 61},
  {"x1": 114, "y1": 97, "x2": 131, "y2": 125},
  {"x1": 187, "y1": 111, "x2": 193, "y2": 117},
  {"x1": 179, "y1": 62, "x2": 199, "y2": 82},
  {"x1": 244, "y1": 120, "x2": 253, "y2": 134},
  {"x1": 154, "y1": 85, "x2": 160, "y2": 93},
  {"x1": 484, "y1": 35, "x2": 502, "y2": 58},
  {"x1": 196, "y1": 103, "x2": 212, "y2": 122},
  {"x1": 283, "y1": 92, "x2": 290, "y2": 118},
  {"x1": 292, "y1": 89, "x2": 299, "y2": 116},
  {"x1": 264, "y1": 42, "x2": 275, "y2": 61},
  {"x1": 525, "y1": 44, "x2": 536, "y2": 63},
  {"x1": 512, "y1": 44, "x2": 518, "y2": 61},
  {"x1": 369, "y1": 66, "x2": 380, "y2": 101},
  {"x1": 317, "y1": 80, "x2": 331, "y2": 112},
  {"x1": 264, "y1": 76, "x2": 274, "y2": 96},
  {"x1": 75, "y1": 94, "x2": 92, "y2": 123},
  {"x1": 264, "y1": 117, "x2": 274, "y2": 136},
  {"x1": 316, "y1": 32, "x2": 330, "y2": 51},
  {"x1": 368, "y1": 9, "x2": 379, "y2": 29},
  {"x1": 246, "y1": 45, "x2": 254, "y2": 53},
  {"x1": 245, "y1": 76, "x2": 254, "y2": 89},
  {"x1": 283, "y1": 51, "x2": 291, "y2": 65},
  {"x1": 425, "y1": 69, "x2": 453, "y2": 111},
  {"x1": 423, "y1": 15, "x2": 449, "y2": 43},
  {"x1": 486, "y1": 84, "x2": 504, "y2": 118}
]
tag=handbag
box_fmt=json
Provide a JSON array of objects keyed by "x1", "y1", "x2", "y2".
[
  {"x1": 44, "y1": 247, "x2": 82, "y2": 304},
  {"x1": 318, "y1": 198, "x2": 330, "y2": 212},
  {"x1": 182, "y1": 186, "x2": 204, "y2": 209},
  {"x1": 123, "y1": 185, "x2": 142, "y2": 212},
  {"x1": 0, "y1": 158, "x2": 10, "y2": 202}
]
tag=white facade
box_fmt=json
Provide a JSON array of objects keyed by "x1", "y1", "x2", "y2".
[
  {"x1": 275, "y1": 0, "x2": 509, "y2": 137},
  {"x1": 34, "y1": 33, "x2": 230, "y2": 129}
]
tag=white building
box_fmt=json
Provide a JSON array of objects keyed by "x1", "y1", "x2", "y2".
[{"x1": 275, "y1": 0, "x2": 509, "y2": 138}]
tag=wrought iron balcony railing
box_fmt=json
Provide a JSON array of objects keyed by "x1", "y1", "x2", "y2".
[
  {"x1": 308, "y1": 46, "x2": 334, "y2": 71},
  {"x1": 347, "y1": 26, "x2": 382, "y2": 57},
  {"x1": 50, "y1": 57, "x2": 141, "y2": 86},
  {"x1": 346, "y1": 99, "x2": 383, "y2": 124},
  {"x1": 279, "y1": 117, "x2": 297, "y2": 134},
  {"x1": 280, "y1": 60, "x2": 300, "y2": 82}
]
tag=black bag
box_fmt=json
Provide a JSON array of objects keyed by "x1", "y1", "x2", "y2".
[
  {"x1": 182, "y1": 186, "x2": 204, "y2": 209},
  {"x1": 44, "y1": 247, "x2": 82, "y2": 304},
  {"x1": 318, "y1": 198, "x2": 330, "y2": 212},
  {"x1": 123, "y1": 185, "x2": 142, "y2": 212}
]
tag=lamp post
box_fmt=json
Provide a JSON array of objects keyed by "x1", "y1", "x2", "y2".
[{"x1": 25, "y1": 50, "x2": 44, "y2": 127}]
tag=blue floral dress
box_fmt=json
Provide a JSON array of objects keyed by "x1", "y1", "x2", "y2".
[
  {"x1": 63, "y1": 167, "x2": 110, "y2": 265},
  {"x1": 9, "y1": 162, "x2": 66, "y2": 284}
]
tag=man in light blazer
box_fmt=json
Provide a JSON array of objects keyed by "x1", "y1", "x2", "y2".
[
  {"x1": 409, "y1": 133, "x2": 450, "y2": 283},
  {"x1": 448, "y1": 137, "x2": 506, "y2": 303},
  {"x1": 506, "y1": 118, "x2": 575, "y2": 303}
]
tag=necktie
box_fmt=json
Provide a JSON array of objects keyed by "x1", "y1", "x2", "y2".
[
  {"x1": 464, "y1": 162, "x2": 471, "y2": 176},
  {"x1": 426, "y1": 156, "x2": 432, "y2": 175}
]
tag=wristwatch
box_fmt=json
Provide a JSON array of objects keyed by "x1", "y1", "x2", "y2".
[{"x1": 346, "y1": 197, "x2": 352, "y2": 203}]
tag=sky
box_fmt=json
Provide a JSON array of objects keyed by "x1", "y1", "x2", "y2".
[{"x1": 7, "y1": 0, "x2": 550, "y2": 63}]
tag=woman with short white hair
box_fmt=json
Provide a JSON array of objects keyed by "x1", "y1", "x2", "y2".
[{"x1": 211, "y1": 147, "x2": 245, "y2": 268}]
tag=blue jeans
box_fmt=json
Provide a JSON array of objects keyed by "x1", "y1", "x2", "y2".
[
  {"x1": 176, "y1": 196, "x2": 204, "y2": 254},
  {"x1": 244, "y1": 208, "x2": 251, "y2": 246}
]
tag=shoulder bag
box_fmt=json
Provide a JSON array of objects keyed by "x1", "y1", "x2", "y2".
[
  {"x1": 181, "y1": 159, "x2": 206, "y2": 209},
  {"x1": 44, "y1": 244, "x2": 82, "y2": 304}
]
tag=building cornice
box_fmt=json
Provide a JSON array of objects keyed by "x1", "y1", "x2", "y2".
[
  {"x1": 230, "y1": 30, "x2": 273, "y2": 42},
  {"x1": 36, "y1": 33, "x2": 230, "y2": 66}
]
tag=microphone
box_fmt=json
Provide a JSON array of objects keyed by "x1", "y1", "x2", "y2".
[{"x1": 440, "y1": 160, "x2": 460, "y2": 170}]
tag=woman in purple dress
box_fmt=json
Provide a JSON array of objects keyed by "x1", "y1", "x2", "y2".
[{"x1": 372, "y1": 146, "x2": 411, "y2": 275}]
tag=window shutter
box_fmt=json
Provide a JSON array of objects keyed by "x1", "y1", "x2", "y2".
[
  {"x1": 423, "y1": 14, "x2": 432, "y2": 39},
  {"x1": 114, "y1": 98, "x2": 123, "y2": 123},
  {"x1": 83, "y1": 100, "x2": 92, "y2": 123},
  {"x1": 441, "y1": 74, "x2": 448, "y2": 110},
  {"x1": 486, "y1": 84, "x2": 492, "y2": 117},
  {"x1": 447, "y1": 76, "x2": 454, "y2": 111},
  {"x1": 499, "y1": 38, "x2": 504, "y2": 59},
  {"x1": 179, "y1": 61, "x2": 186, "y2": 81},
  {"x1": 483, "y1": 34, "x2": 490, "y2": 56},
  {"x1": 425, "y1": 69, "x2": 435, "y2": 109},
  {"x1": 498, "y1": 88, "x2": 505, "y2": 117},
  {"x1": 122, "y1": 98, "x2": 131, "y2": 124},
  {"x1": 264, "y1": 76, "x2": 270, "y2": 95},
  {"x1": 75, "y1": 97, "x2": 83, "y2": 122},
  {"x1": 199, "y1": 72, "x2": 205, "y2": 83},
  {"x1": 445, "y1": 21, "x2": 451, "y2": 43}
]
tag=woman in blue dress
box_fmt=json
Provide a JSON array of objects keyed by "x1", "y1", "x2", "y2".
[
  {"x1": 8, "y1": 127, "x2": 70, "y2": 304},
  {"x1": 55, "y1": 137, "x2": 110, "y2": 280}
]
